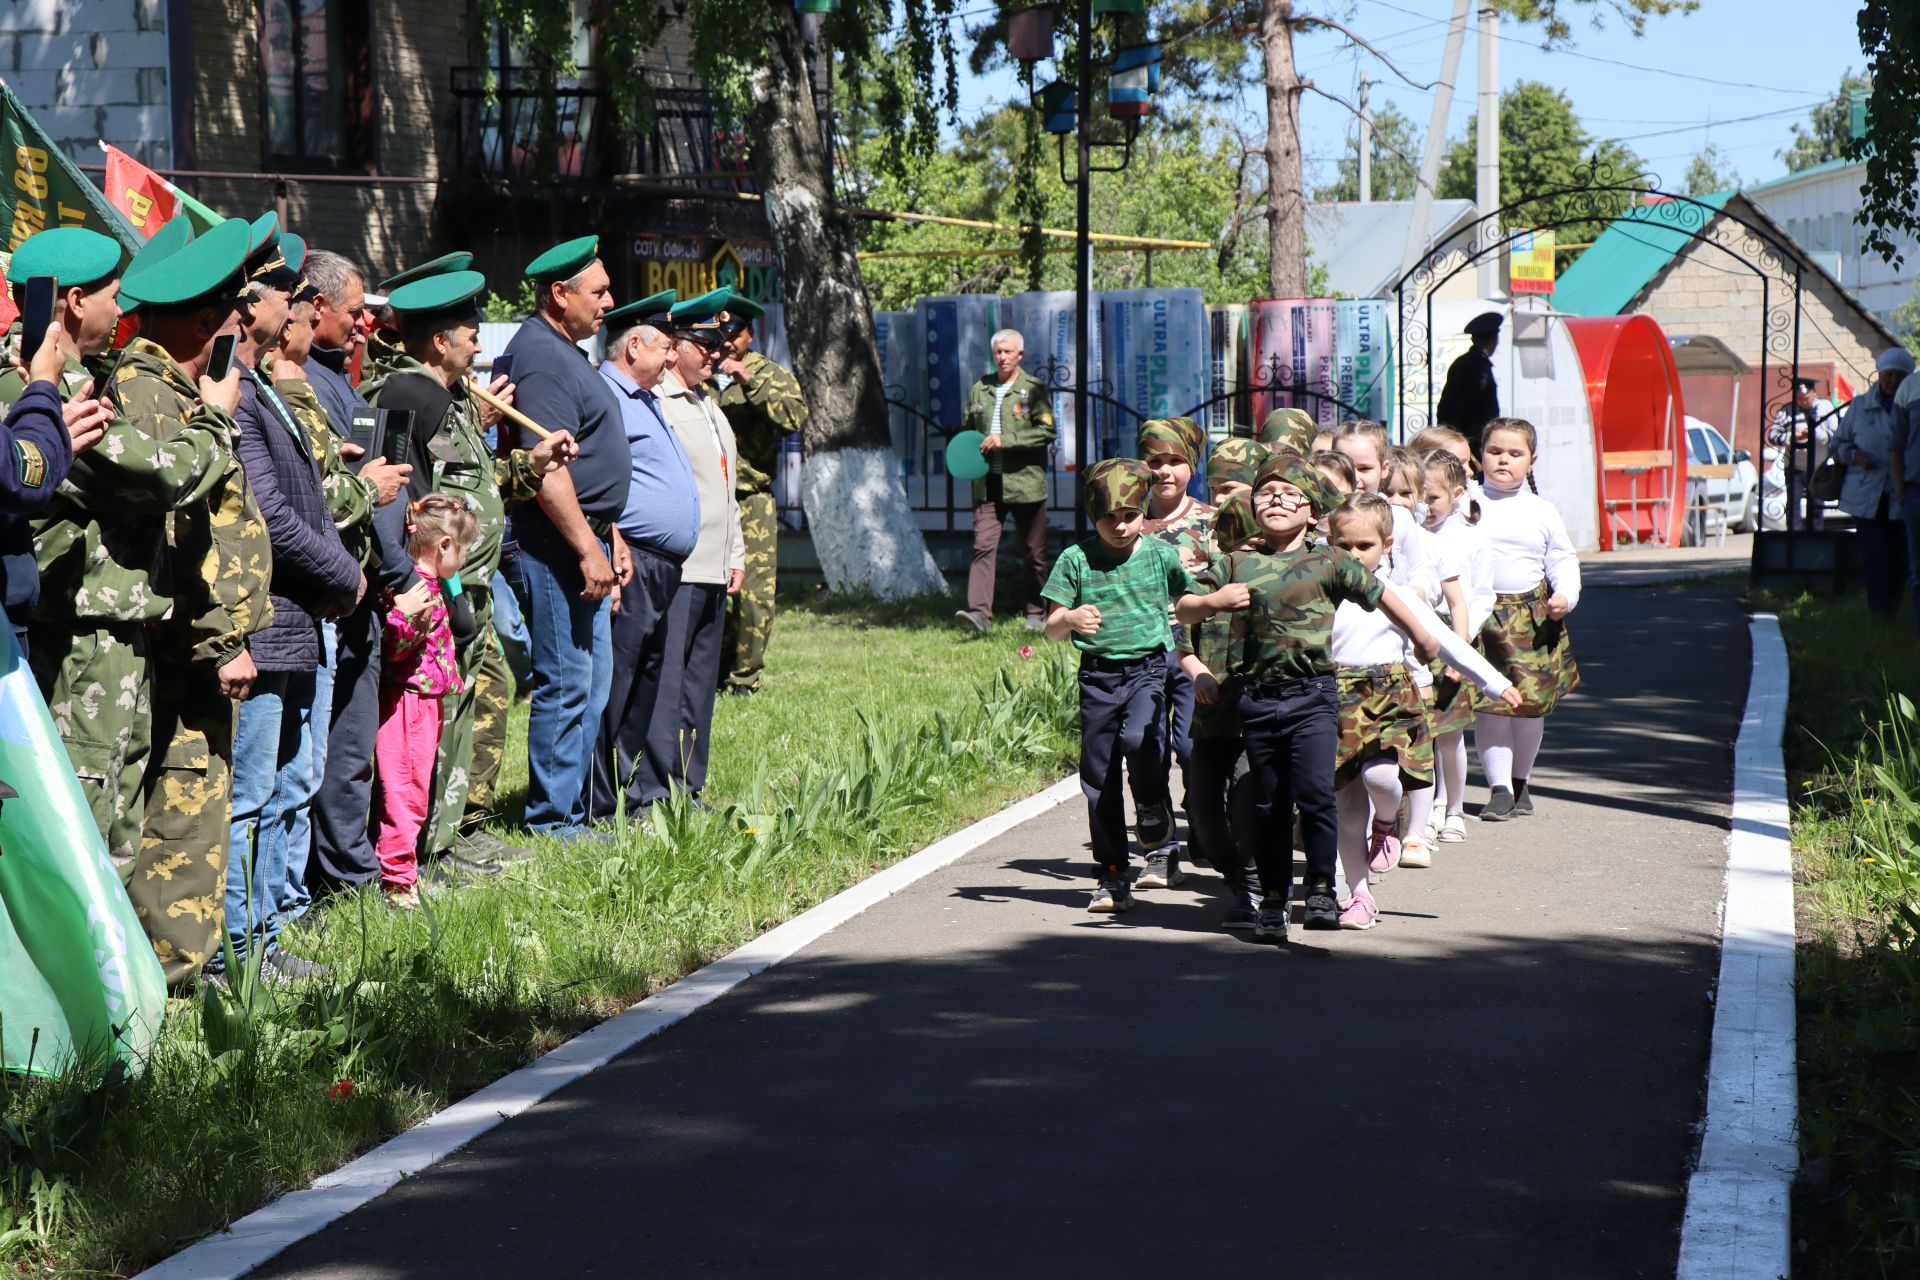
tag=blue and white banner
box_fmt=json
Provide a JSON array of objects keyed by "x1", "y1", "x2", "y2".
[
  {"x1": 1207, "y1": 305, "x2": 1249, "y2": 438},
  {"x1": 1098, "y1": 287, "x2": 1210, "y2": 458},
  {"x1": 1335, "y1": 299, "x2": 1392, "y2": 425},
  {"x1": 917, "y1": 294, "x2": 999, "y2": 431},
  {"x1": 1000, "y1": 290, "x2": 1091, "y2": 509}
]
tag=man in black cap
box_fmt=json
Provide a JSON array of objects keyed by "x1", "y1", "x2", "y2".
[
  {"x1": 1767, "y1": 375, "x2": 1834, "y2": 531},
  {"x1": 1436, "y1": 311, "x2": 1503, "y2": 450}
]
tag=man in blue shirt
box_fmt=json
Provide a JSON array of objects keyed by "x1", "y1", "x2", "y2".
[
  {"x1": 588, "y1": 291, "x2": 702, "y2": 818},
  {"x1": 499, "y1": 235, "x2": 631, "y2": 833}
]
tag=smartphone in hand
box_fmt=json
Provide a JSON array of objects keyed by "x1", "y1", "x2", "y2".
[
  {"x1": 490, "y1": 354, "x2": 513, "y2": 386},
  {"x1": 19, "y1": 275, "x2": 56, "y2": 367},
  {"x1": 206, "y1": 332, "x2": 238, "y2": 383}
]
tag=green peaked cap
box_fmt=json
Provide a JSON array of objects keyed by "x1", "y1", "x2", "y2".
[
  {"x1": 279, "y1": 232, "x2": 307, "y2": 275},
  {"x1": 671, "y1": 286, "x2": 732, "y2": 342},
  {"x1": 245, "y1": 211, "x2": 279, "y2": 256},
  {"x1": 8, "y1": 227, "x2": 125, "y2": 288},
  {"x1": 380, "y1": 251, "x2": 474, "y2": 293},
  {"x1": 140, "y1": 216, "x2": 196, "y2": 264},
  {"x1": 385, "y1": 268, "x2": 486, "y2": 321},
  {"x1": 120, "y1": 216, "x2": 252, "y2": 308},
  {"x1": 718, "y1": 287, "x2": 764, "y2": 327},
  {"x1": 605, "y1": 289, "x2": 676, "y2": 333},
  {"x1": 524, "y1": 234, "x2": 599, "y2": 282},
  {"x1": 1084, "y1": 457, "x2": 1152, "y2": 519}
]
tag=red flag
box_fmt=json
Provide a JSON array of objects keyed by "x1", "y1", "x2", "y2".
[
  {"x1": 1835, "y1": 373, "x2": 1856, "y2": 405},
  {"x1": 101, "y1": 143, "x2": 177, "y2": 239}
]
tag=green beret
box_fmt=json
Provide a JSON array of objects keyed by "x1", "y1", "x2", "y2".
[
  {"x1": 385, "y1": 269, "x2": 486, "y2": 324},
  {"x1": 1258, "y1": 407, "x2": 1319, "y2": 455},
  {"x1": 1253, "y1": 452, "x2": 1343, "y2": 517},
  {"x1": 380, "y1": 252, "x2": 474, "y2": 293},
  {"x1": 279, "y1": 232, "x2": 306, "y2": 275},
  {"x1": 120, "y1": 216, "x2": 252, "y2": 309},
  {"x1": 1212, "y1": 492, "x2": 1260, "y2": 553},
  {"x1": 524, "y1": 234, "x2": 599, "y2": 282},
  {"x1": 671, "y1": 286, "x2": 732, "y2": 343},
  {"x1": 605, "y1": 289, "x2": 677, "y2": 334},
  {"x1": 1206, "y1": 437, "x2": 1271, "y2": 490},
  {"x1": 8, "y1": 227, "x2": 125, "y2": 289},
  {"x1": 1084, "y1": 457, "x2": 1152, "y2": 519},
  {"x1": 1137, "y1": 419, "x2": 1194, "y2": 467}
]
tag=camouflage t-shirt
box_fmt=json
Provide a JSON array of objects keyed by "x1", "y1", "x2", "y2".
[
  {"x1": 1230, "y1": 543, "x2": 1385, "y2": 684},
  {"x1": 1144, "y1": 495, "x2": 1216, "y2": 574},
  {"x1": 1042, "y1": 534, "x2": 1198, "y2": 661}
]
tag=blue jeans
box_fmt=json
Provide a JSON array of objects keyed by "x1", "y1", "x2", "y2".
[
  {"x1": 503, "y1": 516, "x2": 613, "y2": 832},
  {"x1": 220, "y1": 669, "x2": 318, "y2": 965},
  {"x1": 280, "y1": 622, "x2": 335, "y2": 925},
  {"x1": 492, "y1": 569, "x2": 533, "y2": 686}
]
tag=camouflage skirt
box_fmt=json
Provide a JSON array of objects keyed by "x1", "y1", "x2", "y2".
[
  {"x1": 1335, "y1": 662, "x2": 1434, "y2": 790},
  {"x1": 1472, "y1": 580, "x2": 1579, "y2": 718},
  {"x1": 1426, "y1": 653, "x2": 1478, "y2": 738}
]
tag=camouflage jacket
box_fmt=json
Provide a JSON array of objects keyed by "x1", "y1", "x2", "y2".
[
  {"x1": 964, "y1": 369, "x2": 1056, "y2": 507},
  {"x1": 710, "y1": 350, "x2": 807, "y2": 496},
  {"x1": 1228, "y1": 543, "x2": 1385, "y2": 686},
  {"x1": 361, "y1": 351, "x2": 544, "y2": 582},
  {"x1": 268, "y1": 360, "x2": 377, "y2": 567},
  {"x1": 1179, "y1": 549, "x2": 1247, "y2": 740},
  {"x1": 28, "y1": 340, "x2": 242, "y2": 630}
]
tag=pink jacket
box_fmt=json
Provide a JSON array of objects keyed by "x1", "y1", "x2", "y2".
[{"x1": 382, "y1": 566, "x2": 462, "y2": 698}]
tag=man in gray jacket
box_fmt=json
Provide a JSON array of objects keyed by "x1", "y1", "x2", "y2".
[{"x1": 650, "y1": 289, "x2": 744, "y2": 804}]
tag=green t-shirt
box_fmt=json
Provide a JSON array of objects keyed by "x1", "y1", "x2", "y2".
[
  {"x1": 1043, "y1": 534, "x2": 1198, "y2": 661},
  {"x1": 1230, "y1": 543, "x2": 1385, "y2": 684}
]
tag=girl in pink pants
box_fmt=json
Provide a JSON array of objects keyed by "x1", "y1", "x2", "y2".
[{"x1": 374, "y1": 495, "x2": 479, "y2": 909}]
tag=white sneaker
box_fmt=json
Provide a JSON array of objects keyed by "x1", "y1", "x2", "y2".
[
  {"x1": 1438, "y1": 814, "x2": 1468, "y2": 843},
  {"x1": 1400, "y1": 837, "x2": 1433, "y2": 869}
]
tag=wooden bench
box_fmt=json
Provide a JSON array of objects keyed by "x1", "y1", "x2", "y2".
[
  {"x1": 1602, "y1": 449, "x2": 1677, "y2": 546},
  {"x1": 1684, "y1": 462, "x2": 1736, "y2": 547}
]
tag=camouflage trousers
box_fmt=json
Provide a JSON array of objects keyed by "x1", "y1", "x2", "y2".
[
  {"x1": 138, "y1": 667, "x2": 236, "y2": 986},
  {"x1": 29, "y1": 621, "x2": 150, "y2": 866},
  {"x1": 422, "y1": 599, "x2": 512, "y2": 857},
  {"x1": 720, "y1": 490, "x2": 778, "y2": 692}
]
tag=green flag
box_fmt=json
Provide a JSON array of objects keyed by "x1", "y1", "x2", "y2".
[{"x1": 0, "y1": 77, "x2": 141, "y2": 255}]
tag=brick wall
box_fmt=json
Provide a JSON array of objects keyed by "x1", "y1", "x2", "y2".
[{"x1": 1, "y1": 0, "x2": 172, "y2": 167}]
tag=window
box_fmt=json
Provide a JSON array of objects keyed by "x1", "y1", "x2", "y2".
[{"x1": 260, "y1": 0, "x2": 373, "y2": 169}]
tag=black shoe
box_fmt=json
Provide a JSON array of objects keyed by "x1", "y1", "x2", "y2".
[
  {"x1": 1135, "y1": 802, "x2": 1174, "y2": 851},
  {"x1": 1302, "y1": 881, "x2": 1340, "y2": 930},
  {"x1": 1481, "y1": 786, "x2": 1517, "y2": 822},
  {"x1": 952, "y1": 609, "x2": 990, "y2": 634},
  {"x1": 1512, "y1": 780, "x2": 1534, "y2": 816},
  {"x1": 1253, "y1": 896, "x2": 1290, "y2": 941},
  {"x1": 726, "y1": 683, "x2": 759, "y2": 697},
  {"x1": 1221, "y1": 887, "x2": 1260, "y2": 930},
  {"x1": 422, "y1": 852, "x2": 505, "y2": 887},
  {"x1": 456, "y1": 829, "x2": 535, "y2": 865},
  {"x1": 1088, "y1": 878, "x2": 1135, "y2": 914},
  {"x1": 264, "y1": 948, "x2": 329, "y2": 982},
  {"x1": 1134, "y1": 847, "x2": 1185, "y2": 889}
]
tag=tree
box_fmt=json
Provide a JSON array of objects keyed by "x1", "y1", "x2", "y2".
[
  {"x1": 1314, "y1": 101, "x2": 1423, "y2": 203},
  {"x1": 1852, "y1": 0, "x2": 1920, "y2": 267},
  {"x1": 1780, "y1": 70, "x2": 1870, "y2": 173},
  {"x1": 1892, "y1": 282, "x2": 1920, "y2": 358},
  {"x1": 1437, "y1": 81, "x2": 1645, "y2": 253},
  {"x1": 1682, "y1": 142, "x2": 1741, "y2": 196}
]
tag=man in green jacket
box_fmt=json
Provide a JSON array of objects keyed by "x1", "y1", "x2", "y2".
[{"x1": 956, "y1": 328, "x2": 1055, "y2": 633}]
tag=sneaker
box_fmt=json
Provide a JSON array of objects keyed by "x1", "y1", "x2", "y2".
[
  {"x1": 421, "y1": 852, "x2": 505, "y2": 887},
  {"x1": 383, "y1": 883, "x2": 421, "y2": 911},
  {"x1": 726, "y1": 683, "x2": 759, "y2": 697},
  {"x1": 1023, "y1": 614, "x2": 1046, "y2": 632},
  {"x1": 1254, "y1": 897, "x2": 1290, "y2": 941},
  {"x1": 952, "y1": 609, "x2": 990, "y2": 634},
  {"x1": 1367, "y1": 820, "x2": 1401, "y2": 875},
  {"x1": 1339, "y1": 884, "x2": 1380, "y2": 930},
  {"x1": 1135, "y1": 802, "x2": 1174, "y2": 851},
  {"x1": 1481, "y1": 786, "x2": 1517, "y2": 822},
  {"x1": 1135, "y1": 846, "x2": 1185, "y2": 889},
  {"x1": 1438, "y1": 813, "x2": 1468, "y2": 843},
  {"x1": 457, "y1": 828, "x2": 535, "y2": 865},
  {"x1": 1399, "y1": 836, "x2": 1433, "y2": 869},
  {"x1": 1302, "y1": 880, "x2": 1341, "y2": 930},
  {"x1": 1513, "y1": 781, "x2": 1535, "y2": 816},
  {"x1": 1221, "y1": 898, "x2": 1260, "y2": 930},
  {"x1": 264, "y1": 948, "x2": 330, "y2": 981},
  {"x1": 1088, "y1": 878, "x2": 1135, "y2": 914}
]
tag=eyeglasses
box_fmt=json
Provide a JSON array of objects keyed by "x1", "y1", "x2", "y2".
[{"x1": 1252, "y1": 489, "x2": 1303, "y2": 508}]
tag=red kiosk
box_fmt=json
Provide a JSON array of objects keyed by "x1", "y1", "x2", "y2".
[{"x1": 1564, "y1": 314, "x2": 1690, "y2": 550}]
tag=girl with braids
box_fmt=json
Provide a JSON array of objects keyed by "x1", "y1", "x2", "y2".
[
  {"x1": 373, "y1": 494, "x2": 481, "y2": 909},
  {"x1": 1473, "y1": 418, "x2": 1581, "y2": 822},
  {"x1": 1419, "y1": 449, "x2": 1492, "y2": 847}
]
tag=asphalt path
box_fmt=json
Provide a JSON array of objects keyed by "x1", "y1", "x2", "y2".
[{"x1": 254, "y1": 582, "x2": 1747, "y2": 1279}]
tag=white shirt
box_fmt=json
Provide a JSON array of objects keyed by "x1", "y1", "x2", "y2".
[
  {"x1": 1387, "y1": 503, "x2": 1440, "y2": 604},
  {"x1": 1330, "y1": 579, "x2": 1512, "y2": 697},
  {"x1": 1479, "y1": 482, "x2": 1581, "y2": 609},
  {"x1": 1428, "y1": 507, "x2": 1495, "y2": 633}
]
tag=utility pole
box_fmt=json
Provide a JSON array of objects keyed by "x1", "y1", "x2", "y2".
[
  {"x1": 1073, "y1": 0, "x2": 1094, "y2": 536},
  {"x1": 1358, "y1": 73, "x2": 1372, "y2": 204},
  {"x1": 1475, "y1": 5, "x2": 1500, "y2": 299},
  {"x1": 1398, "y1": 0, "x2": 1471, "y2": 280}
]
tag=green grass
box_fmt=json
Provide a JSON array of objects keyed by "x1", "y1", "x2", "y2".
[
  {"x1": 1762, "y1": 590, "x2": 1920, "y2": 1274},
  {"x1": 0, "y1": 591, "x2": 1078, "y2": 1275}
]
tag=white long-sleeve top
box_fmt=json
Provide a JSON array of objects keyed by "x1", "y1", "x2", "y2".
[
  {"x1": 1331, "y1": 580, "x2": 1513, "y2": 698},
  {"x1": 1428, "y1": 508, "x2": 1496, "y2": 633},
  {"x1": 1387, "y1": 503, "x2": 1441, "y2": 605},
  {"x1": 1478, "y1": 481, "x2": 1581, "y2": 609}
]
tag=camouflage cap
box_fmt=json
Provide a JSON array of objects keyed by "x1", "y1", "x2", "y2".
[
  {"x1": 1258, "y1": 407, "x2": 1319, "y2": 455},
  {"x1": 1205, "y1": 436, "x2": 1271, "y2": 490},
  {"x1": 1084, "y1": 457, "x2": 1152, "y2": 519},
  {"x1": 1136, "y1": 418, "x2": 1194, "y2": 467},
  {"x1": 1212, "y1": 492, "x2": 1259, "y2": 553},
  {"x1": 1253, "y1": 451, "x2": 1343, "y2": 516}
]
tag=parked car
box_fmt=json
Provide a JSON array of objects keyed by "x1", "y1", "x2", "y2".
[{"x1": 1685, "y1": 416, "x2": 1759, "y2": 533}]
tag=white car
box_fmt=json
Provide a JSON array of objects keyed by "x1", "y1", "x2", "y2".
[{"x1": 1685, "y1": 416, "x2": 1760, "y2": 534}]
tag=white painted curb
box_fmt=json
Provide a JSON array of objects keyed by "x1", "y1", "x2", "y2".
[
  {"x1": 137, "y1": 776, "x2": 1082, "y2": 1280},
  {"x1": 1677, "y1": 614, "x2": 1797, "y2": 1279}
]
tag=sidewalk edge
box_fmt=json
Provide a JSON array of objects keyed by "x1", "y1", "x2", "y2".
[
  {"x1": 135, "y1": 775, "x2": 1082, "y2": 1280},
  {"x1": 1676, "y1": 613, "x2": 1797, "y2": 1279}
]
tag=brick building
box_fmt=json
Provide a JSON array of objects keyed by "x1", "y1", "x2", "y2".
[{"x1": 3, "y1": 0, "x2": 782, "y2": 300}]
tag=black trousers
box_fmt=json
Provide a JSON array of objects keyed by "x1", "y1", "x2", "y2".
[
  {"x1": 1162, "y1": 650, "x2": 1194, "y2": 768},
  {"x1": 589, "y1": 547, "x2": 683, "y2": 817},
  {"x1": 644, "y1": 580, "x2": 727, "y2": 801},
  {"x1": 1238, "y1": 675, "x2": 1340, "y2": 901},
  {"x1": 1078, "y1": 654, "x2": 1170, "y2": 876},
  {"x1": 312, "y1": 597, "x2": 382, "y2": 885},
  {"x1": 1183, "y1": 733, "x2": 1259, "y2": 894}
]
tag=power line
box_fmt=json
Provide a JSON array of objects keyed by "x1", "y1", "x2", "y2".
[{"x1": 1612, "y1": 103, "x2": 1825, "y2": 143}]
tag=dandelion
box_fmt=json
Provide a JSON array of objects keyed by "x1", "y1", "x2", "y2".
[
  {"x1": 328, "y1": 1079, "x2": 355, "y2": 1101},
  {"x1": 1019, "y1": 645, "x2": 1035, "y2": 659}
]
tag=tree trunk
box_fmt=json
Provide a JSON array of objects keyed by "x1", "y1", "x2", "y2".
[
  {"x1": 746, "y1": 3, "x2": 946, "y2": 599},
  {"x1": 1264, "y1": 0, "x2": 1307, "y2": 297}
]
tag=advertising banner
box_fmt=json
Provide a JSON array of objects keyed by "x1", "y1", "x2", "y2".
[
  {"x1": 1098, "y1": 287, "x2": 1209, "y2": 458},
  {"x1": 1335, "y1": 298, "x2": 1393, "y2": 425},
  {"x1": 1207, "y1": 304, "x2": 1249, "y2": 438},
  {"x1": 917, "y1": 294, "x2": 998, "y2": 431},
  {"x1": 1000, "y1": 290, "x2": 1088, "y2": 509},
  {"x1": 1249, "y1": 298, "x2": 1339, "y2": 427}
]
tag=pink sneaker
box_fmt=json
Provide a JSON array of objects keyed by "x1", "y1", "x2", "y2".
[
  {"x1": 1340, "y1": 884, "x2": 1379, "y2": 930},
  {"x1": 1367, "y1": 820, "x2": 1401, "y2": 875}
]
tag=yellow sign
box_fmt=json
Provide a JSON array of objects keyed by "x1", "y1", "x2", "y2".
[
  {"x1": 1510, "y1": 229, "x2": 1556, "y2": 294},
  {"x1": 631, "y1": 238, "x2": 784, "y2": 304}
]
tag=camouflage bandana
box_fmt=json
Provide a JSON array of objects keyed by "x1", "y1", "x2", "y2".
[
  {"x1": 1084, "y1": 457, "x2": 1153, "y2": 518},
  {"x1": 1259, "y1": 407, "x2": 1319, "y2": 455},
  {"x1": 1136, "y1": 419, "x2": 1195, "y2": 467},
  {"x1": 1212, "y1": 492, "x2": 1260, "y2": 552},
  {"x1": 1253, "y1": 452, "x2": 1343, "y2": 516},
  {"x1": 1206, "y1": 436, "x2": 1271, "y2": 489},
  {"x1": 1168, "y1": 416, "x2": 1207, "y2": 464}
]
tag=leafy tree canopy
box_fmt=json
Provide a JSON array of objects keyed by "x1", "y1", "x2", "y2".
[
  {"x1": 1682, "y1": 142, "x2": 1741, "y2": 197},
  {"x1": 1851, "y1": 1, "x2": 1920, "y2": 266},
  {"x1": 1314, "y1": 101, "x2": 1424, "y2": 204},
  {"x1": 1780, "y1": 70, "x2": 1870, "y2": 174}
]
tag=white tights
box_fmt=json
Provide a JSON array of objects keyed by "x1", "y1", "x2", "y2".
[
  {"x1": 1434, "y1": 730, "x2": 1468, "y2": 817},
  {"x1": 1474, "y1": 715, "x2": 1546, "y2": 792},
  {"x1": 1336, "y1": 757, "x2": 1402, "y2": 898}
]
